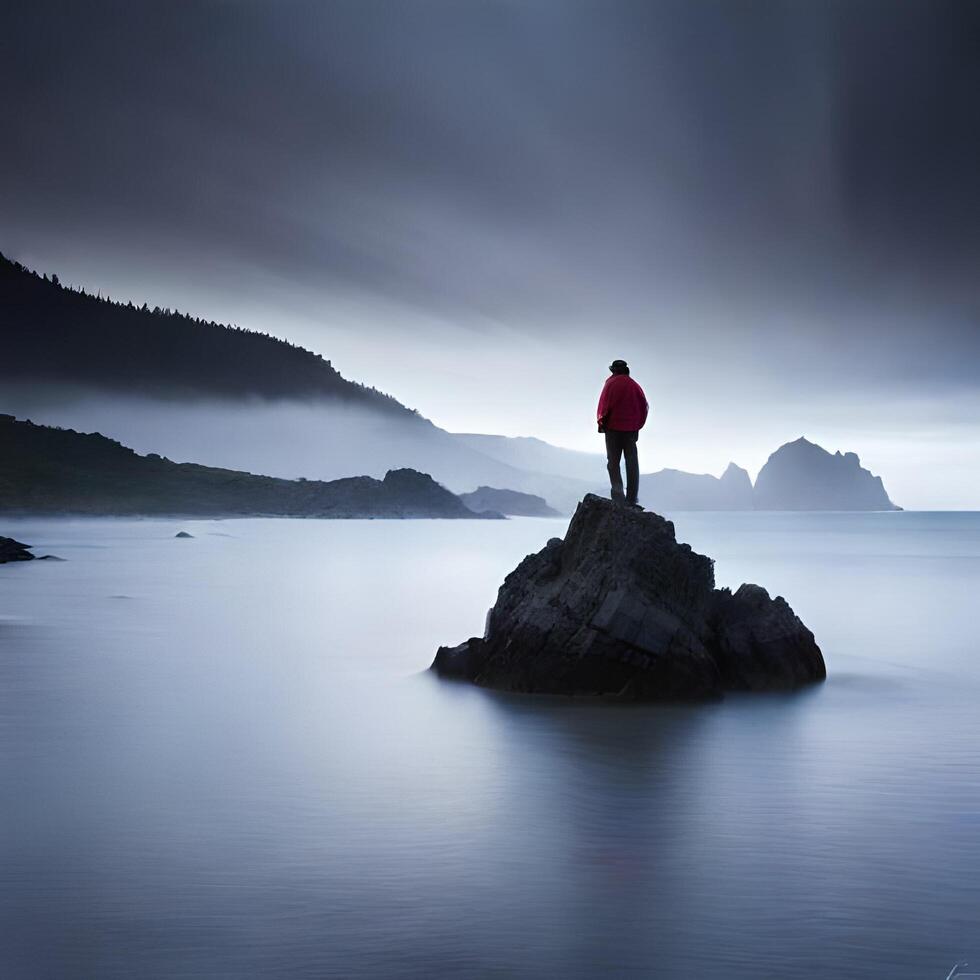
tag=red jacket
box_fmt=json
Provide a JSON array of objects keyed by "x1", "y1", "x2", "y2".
[{"x1": 597, "y1": 374, "x2": 648, "y2": 432}]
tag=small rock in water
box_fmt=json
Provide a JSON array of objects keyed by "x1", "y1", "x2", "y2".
[
  {"x1": 0, "y1": 536, "x2": 36, "y2": 563},
  {"x1": 175, "y1": 531, "x2": 194, "y2": 538},
  {"x1": 432, "y1": 494, "x2": 825, "y2": 700}
]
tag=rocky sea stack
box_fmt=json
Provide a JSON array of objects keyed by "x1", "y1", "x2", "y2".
[{"x1": 433, "y1": 494, "x2": 825, "y2": 700}]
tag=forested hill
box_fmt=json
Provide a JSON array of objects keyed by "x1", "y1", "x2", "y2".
[{"x1": 0, "y1": 253, "x2": 416, "y2": 416}]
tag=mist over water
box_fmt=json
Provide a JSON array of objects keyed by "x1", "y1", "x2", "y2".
[
  {"x1": 2, "y1": 512, "x2": 979, "y2": 979},
  {"x1": 0, "y1": 387, "x2": 602, "y2": 509},
  {"x1": 5, "y1": 382, "x2": 975, "y2": 510},
  {"x1": 0, "y1": 388, "x2": 532, "y2": 492}
]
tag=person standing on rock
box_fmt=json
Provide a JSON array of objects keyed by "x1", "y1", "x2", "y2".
[{"x1": 597, "y1": 359, "x2": 648, "y2": 508}]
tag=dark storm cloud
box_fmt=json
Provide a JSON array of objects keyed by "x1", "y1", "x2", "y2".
[{"x1": 2, "y1": 1, "x2": 979, "y2": 379}]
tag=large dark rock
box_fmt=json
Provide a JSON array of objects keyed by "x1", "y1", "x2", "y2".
[
  {"x1": 0, "y1": 536, "x2": 35, "y2": 563},
  {"x1": 707, "y1": 584, "x2": 824, "y2": 690},
  {"x1": 432, "y1": 494, "x2": 825, "y2": 700}
]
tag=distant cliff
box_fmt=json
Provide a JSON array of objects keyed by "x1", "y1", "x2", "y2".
[
  {"x1": 459, "y1": 486, "x2": 559, "y2": 517},
  {"x1": 644, "y1": 462, "x2": 754, "y2": 511},
  {"x1": 0, "y1": 415, "x2": 496, "y2": 519},
  {"x1": 753, "y1": 437, "x2": 900, "y2": 511}
]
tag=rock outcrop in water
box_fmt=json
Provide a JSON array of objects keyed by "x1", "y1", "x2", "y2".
[
  {"x1": 0, "y1": 536, "x2": 35, "y2": 563},
  {"x1": 753, "y1": 437, "x2": 900, "y2": 511},
  {"x1": 432, "y1": 494, "x2": 825, "y2": 699}
]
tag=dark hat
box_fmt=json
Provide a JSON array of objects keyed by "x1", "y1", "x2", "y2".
[{"x1": 609, "y1": 359, "x2": 629, "y2": 374}]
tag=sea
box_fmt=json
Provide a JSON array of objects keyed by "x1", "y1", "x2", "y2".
[{"x1": 1, "y1": 511, "x2": 978, "y2": 979}]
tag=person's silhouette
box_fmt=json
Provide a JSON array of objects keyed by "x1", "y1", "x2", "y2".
[{"x1": 596, "y1": 359, "x2": 648, "y2": 507}]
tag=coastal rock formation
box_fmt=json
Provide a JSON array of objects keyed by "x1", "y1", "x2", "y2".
[
  {"x1": 754, "y1": 437, "x2": 900, "y2": 511},
  {"x1": 432, "y1": 494, "x2": 825, "y2": 699},
  {"x1": 707, "y1": 584, "x2": 826, "y2": 690},
  {"x1": 459, "y1": 486, "x2": 559, "y2": 517},
  {"x1": 0, "y1": 536, "x2": 35, "y2": 563}
]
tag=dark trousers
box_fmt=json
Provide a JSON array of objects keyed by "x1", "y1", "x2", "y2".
[{"x1": 605, "y1": 430, "x2": 639, "y2": 503}]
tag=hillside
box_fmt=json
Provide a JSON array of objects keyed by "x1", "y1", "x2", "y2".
[
  {"x1": 453, "y1": 433, "x2": 603, "y2": 483},
  {"x1": 0, "y1": 415, "x2": 496, "y2": 519},
  {"x1": 0, "y1": 252, "x2": 413, "y2": 413}
]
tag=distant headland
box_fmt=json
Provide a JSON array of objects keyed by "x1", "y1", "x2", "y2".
[{"x1": 0, "y1": 415, "x2": 498, "y2": 520}]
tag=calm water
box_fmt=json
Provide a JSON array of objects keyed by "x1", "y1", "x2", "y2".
[{"x1": 1, "y1": 512, "x2": 979, "y2": 979}]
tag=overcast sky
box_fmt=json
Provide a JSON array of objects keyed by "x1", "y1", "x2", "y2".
[{"x1": 2, "y1": 1, "x2": 979, "y2": 506}]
